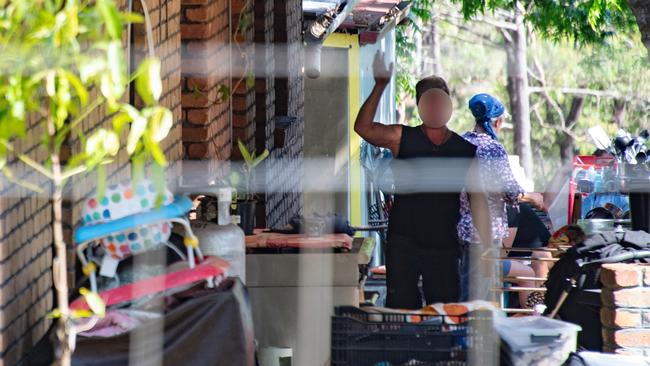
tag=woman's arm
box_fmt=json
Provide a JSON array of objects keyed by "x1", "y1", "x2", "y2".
[
  {"x1": 467, "y1": 159, "x2": 492, "y2": 246},
  {"x1": 354, "y1": 51, "x2": 401, "y2": 155}
]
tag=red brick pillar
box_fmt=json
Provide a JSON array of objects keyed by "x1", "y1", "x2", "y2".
[
  {"x1": 181, "y1": 0, "x2": 231, "y2": 179},
  {"x1": 231, "y1": 0, "x2": 256, "y2": 155},
  {"x1": 601, "y1": 263, "x2": 650, "y2": 355}
]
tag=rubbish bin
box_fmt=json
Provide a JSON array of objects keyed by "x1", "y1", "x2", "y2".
[{"x1": 621, "y1": 165, "x2": 650, "y2": 232}]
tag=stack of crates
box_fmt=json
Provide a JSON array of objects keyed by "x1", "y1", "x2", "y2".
[{"x1": 331, "y1": 306, "x2": 484, "y2": 366}]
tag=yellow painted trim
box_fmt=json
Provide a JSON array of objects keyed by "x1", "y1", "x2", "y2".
[
  {"x1": 323, "y1": 33, "x2": 355, "y2": 48},
  {"x1": 348, "y1": 39, "x2": 362, "y2": 229},
  {"x1": 324, "y1": 33, "x2": 362, "y2": 228}
]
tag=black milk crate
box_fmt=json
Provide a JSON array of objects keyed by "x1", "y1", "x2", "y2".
[{"x1": 331, "y1": 306, "x2": 471, "y2": 366}]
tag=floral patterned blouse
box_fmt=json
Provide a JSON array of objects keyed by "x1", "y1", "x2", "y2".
[{"x1": 457, "y1": 132, "x2": 524, "y2": 244}]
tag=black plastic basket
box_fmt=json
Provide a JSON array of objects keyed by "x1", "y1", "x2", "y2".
[{"x1": 331, "y1": 306, "x2": 471, "y2": 366}]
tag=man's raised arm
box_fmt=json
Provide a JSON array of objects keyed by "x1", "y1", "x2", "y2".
[{"x1": 354, "y1": 51, "x2": 401, "y2": 154}]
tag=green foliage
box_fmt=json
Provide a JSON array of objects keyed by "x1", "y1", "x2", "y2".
[
  {"x1": 396, "y1": 0, "x2": 434, "y2": 103},
  {"x1": 0, "y1": 0, "x2": 172, "y2": 189},
  {"x1": 227, "y1": 140, "x2": 269, "y2": 202},
  {"x1": 437, "y1": 7, "x2": 650, "y2": 187},
  {"x1": 527, "y1": 0, "x2": 636, "y2": 44},
  {"x1": 450, "y1": 0, "x2": 637, "y2": 44},
  {"x1": 397, "y1": 0, "x2": 639, "y2": 106}
]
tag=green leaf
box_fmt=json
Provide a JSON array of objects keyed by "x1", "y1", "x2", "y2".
[
  {"x1": 97, "y1": 0, "x2": 122, "y2": 40},
  {"x1": 61, "y1": 70, "x2": 88, "y2": 106},
  {"x1": 79, "y1": 57, "x2": 105, "y2": 83},
  {"x1": 135, "y1": 58, "x2": 162, "y2": 106},
  {"x1": 228, "y1": 171, "x2": 242, "y2": 187},
  {"x1": 104, "y1": 130, "x2": 120, "y2": 156},
  {"x1": 97, "y1": 164, "x2": 106, "y2": 198},
  {"x1": 85, "y1": 128, "x2": 119, "y2": 157},
  {"x1": 126, "y1": 112, "x2": 147, "y2": 154},
  {"x1": 106, "y1": 41, "x2": 126, "y2": 99},
  {"x1": 148, "y1": 107, "x2": 173, "y2": 142},
  {"x1": 237, "y1": 139, "x2": 253, "y2": 165},
  {"x1": 120, "y1": 12, "x2": 144, "y2": 24},
  {"x1": 65, "y1": 152, "x2": 87, "y2": 170},
  {"x1": 217, "y1": 84, "x2": 231, "y2": 102},
  {"x1": 111, "y1": 111, "x2": 131, "y2": 133},
  {"x1": 143, "y1": 134, "x2": 168, "y2": 166},
  {"x1": 251, "y1": 149, "x2": 269, "y2": 168},
  {"x1": 0, "y1": 144, "x2": 6, "y2": 171}
]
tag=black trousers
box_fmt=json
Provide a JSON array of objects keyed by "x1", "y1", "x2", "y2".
[{"x1": 385, "y1": 233, "x2": 461, "y2": 309}]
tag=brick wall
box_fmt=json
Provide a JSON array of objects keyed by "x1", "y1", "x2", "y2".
[
  {"x1": 253, "y1": 0, "x2": 275, "y2": 155},
  {"x1": 0, "y1": 0, "x2": 184, "y2": 364},
  {"x1": 231, "y1": 0, "x2": 256, "y2": 153},
  {"x1": 253, "y1": 0, "x2": 304, "y2": 229},
  {"x1": 180, "y1": 0, "x2": 231, "y2": 180},
  {"x1": 0, "y1": 122, "x2": 53, "y2": 366},
  {"x1": 601, "y1": 263, "x2": 650, "y2": 355},
  {"x1": 133, "y1": 0, "x2": 184, "y2": 174}
]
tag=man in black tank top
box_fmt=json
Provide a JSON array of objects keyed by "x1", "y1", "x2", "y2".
[{"x1": 354, "y1": 52, "x2": 491, "y2": 309}]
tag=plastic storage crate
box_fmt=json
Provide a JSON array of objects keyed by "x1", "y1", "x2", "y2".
[{"x1": 331, "y1": 306, "x2": 472, "y2": 366}]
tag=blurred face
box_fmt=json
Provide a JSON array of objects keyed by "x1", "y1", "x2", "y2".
[{"x1": 417, "y1": 89, "x2": 453, "y2": 128}]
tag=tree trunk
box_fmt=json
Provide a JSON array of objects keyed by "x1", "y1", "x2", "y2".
[
  {"x1": 559, "y1": 133, "x2": 575, "y2": 164},
  {"x1": 628, "y1": 0, "x2": 650, "y2": 59},
  {"x1": 613, "y1": 99, "x2": 626, "y2": 126},
  {"x1": 48, "y1": 111, "x2": 71, "y2": 365},
  {"x1": 53, "y1": 182, "x2": 72, "y2": 366},
  {"x1": 505, "y1": 1, "x2": 533, "y2": 179},
  {"x1": 567, "y1": 95, "x2": 585, "y2": 126},
  {"x1": 420, "y1": 12, "x2": 442, "y2": 76},
  {"x1": 558, "y1": 96, "x2": 584, "y2": 164},
  {"x1": 430, "y1": 13, "x2": 443, "y2": 75},
  {"x1": 415, "y1": 25, "x2": 424, "y2": 76}
]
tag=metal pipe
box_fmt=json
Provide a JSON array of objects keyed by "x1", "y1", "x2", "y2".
[
  {"x1": 492, "y1": 287, "x2": 547, "y2": 292},
  {"x1": 504, "y1": 276, "x2": 548, "y2": 282},
  {"x1": 503, "y1": 308, "x2": 535, "y2": 314},
  {"x1": 484, "y1": 256, "x2": 560, "y2": 262},
  {"x1": 501, "y1": 247, "x2": 565, "y2": 252}
]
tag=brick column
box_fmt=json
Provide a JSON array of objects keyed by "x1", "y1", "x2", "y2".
[
  {"x1": 601, "y1": 263, "x2": 650, "y2": 355},
  {"x1": 231, "y1": 0, "x2": 256, "y2": 154},
  {"x1": 181, "y1": 0, "x2": 231, "y2": 179},
  {"x1": 253, "y1": 0, "x2": 275, "y2": 154},
  {"x1": 260, "y1": 0, "x2": 304, "y2": 229}
]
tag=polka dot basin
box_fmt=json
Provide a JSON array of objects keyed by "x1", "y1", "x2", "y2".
[{"x1": 81, "y1": 179, "x2": 173, "y2": 259}]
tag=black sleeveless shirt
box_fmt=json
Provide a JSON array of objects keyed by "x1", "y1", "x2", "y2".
[{"x1": 389, "y1": 126, "x2": 477, "y2": 251}]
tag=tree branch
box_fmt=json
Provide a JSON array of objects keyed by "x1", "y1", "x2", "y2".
[
  {"x1": 531, "y1": 54, "x2": 567, "y2": 126},
  {"x1": 531, "y1": 103, "x2": 581, "y2": 141},
  {"x1": 529, "y1": 86, "x2": 621, "y2": 99},
  {"x1": 499, "y1": 27, "x2": 513, "y2": 44},
  {"x1": 439, "y1": 16, "x2": 502, "y2": 48},
  {"x1": 438, "y1": 11, "x2": 517, "y2": 31},
  {"x1": 0, "y1": 140, "x2": 54, "y2": 180},
  {"x1": 439, "y1": 31, "x2": 502, "y2": 49},
  {"x1": 527, "y1": 67, "x2": 543, "y2": 84}
]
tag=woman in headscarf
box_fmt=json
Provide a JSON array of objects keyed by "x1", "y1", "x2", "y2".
[{"x1": 458, "y1": 93, "x2": 543, "y2": 307}]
